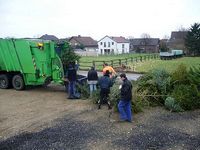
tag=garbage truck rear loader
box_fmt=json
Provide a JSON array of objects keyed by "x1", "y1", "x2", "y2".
[{"x1": 0, "y1": 39, "x2": 64, "y2": 90}]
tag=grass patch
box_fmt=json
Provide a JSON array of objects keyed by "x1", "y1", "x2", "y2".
[{"x1": 132, "y1": 57, "x2": 200, "y2": 73}]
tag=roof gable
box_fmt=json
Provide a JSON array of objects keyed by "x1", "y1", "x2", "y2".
[
  {"x1": 111, "y1": 36, "x2": 129, "y2": 43},
  {"x1": 98, "y1": 36, "x2": 129, "y2": 43},
  {"x1": 69, "y1": 36, "x2": 97, "y2": 47}
]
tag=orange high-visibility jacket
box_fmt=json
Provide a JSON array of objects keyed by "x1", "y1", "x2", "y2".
[{"x1": 103, "y1": 66, "x2": 116, "y2": 75}]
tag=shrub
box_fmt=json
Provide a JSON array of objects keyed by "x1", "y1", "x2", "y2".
[
  {"x1": 109, "y1": 84, "x2": 121, "y2": 111},
  {"x1": 188, "y1": 65, "x2": 200, "y2": 90},
  {"x1": 171, "y1": 64, "x2": 189, "y2": 85},
  {"x1": 136, "y1": 69, "x2": 171, "y2": 105},
  {"x1": 132, "y1": 92, "x2": 148, "y2": 113},
  {"x1": 169, "y1": 64, "x2": 200, "y2": 110},
  {"x1": 90, "y1": 89, "x2": 101, "y2": 104},
  {"x1": 76, "y1": 83, "x2": 90, "y2": 99},
  {"x1": 164, "y1": 97, "x2": 183, "y2": 112},
  {"x1": 108, "y1": 80, "x2": 147, "y2": 113},
  {"x1": 134, "y1": 64, "x2": 200, "y2": 112},
  {"x1": 171, "y1": 84, "x2": 199, "y2": 110}
]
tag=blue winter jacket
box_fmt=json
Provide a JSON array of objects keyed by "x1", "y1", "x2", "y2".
[{"x1": 98, "y1": 75, "x2": 112, "y2": 89}]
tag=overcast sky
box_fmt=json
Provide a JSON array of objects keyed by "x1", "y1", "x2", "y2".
[{"x1": 0, "y1": 0, "x2": 200, "y2": 40}]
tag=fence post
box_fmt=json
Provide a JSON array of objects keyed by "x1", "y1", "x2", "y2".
[
  {"x1": 140, "y1": 56, "x2": 142, "y2": 62},
  {"x1": 125, "y1": 58, "x2": 128, "y2": 65},
  {"x1": 93, "y1": 61, "x2": 95, "y2": 68},
  {"x1": 111, "y1": 60, "x2": 113, "y2": 67},
  {"x1": 131, "y1": 57, "x2": 133, "y2": 63},
  {"x1": 144, "y1": 56, "x2": 146, "y2": 61},
  {"x1": 119, "y1": 59, "x2": 121, "y2": 66}
]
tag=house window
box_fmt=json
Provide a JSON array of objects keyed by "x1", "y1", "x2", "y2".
[
  {"x1": 108, "y1": 42, "x2": 110, "y2": 47},
  {"x1": 104, "y1": 42, "x2": 106, "y2": 47},
  {"x1": 112, "y1": 42, "x2": 114, "y2": 45},
  {"x1": 122, "y1": 44, "x2": 124, "y2": 48},
  {"x1": 104, "y1": 49, "x2": 110, "y2": 55},
  {"x1": 100, "y1": 42, "x2": 102, "y2": 45}
]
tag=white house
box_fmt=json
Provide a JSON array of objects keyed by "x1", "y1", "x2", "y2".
[{"x1": 98, "y1": 36, "x2": 130, "y2": 55}]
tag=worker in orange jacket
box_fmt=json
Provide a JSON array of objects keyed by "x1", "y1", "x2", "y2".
[{"x1": 102, "y1": 63, "x2": 117, "y2": 78}]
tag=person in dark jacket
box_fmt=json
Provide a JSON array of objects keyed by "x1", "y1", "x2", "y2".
[
  {"x1": 98, "y1": 70, "x2": 112, "y2": 109},
  {"x1": 118, "y1": 73, "x2": 132, "y2": 122},
  {"x1": 66, "y1": 62, "x2": 77, "y2": 99},
  {"x1": 87, "y1": 66, "x2": 98, "y2": 96}
]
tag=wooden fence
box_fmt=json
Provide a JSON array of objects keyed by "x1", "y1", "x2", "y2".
[{"x1": 79, "y1": 54, "x2": 159, "y2": 71}]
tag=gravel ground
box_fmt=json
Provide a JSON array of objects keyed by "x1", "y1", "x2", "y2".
[
  {"x1": 1, "y1": 85, "x2": 200, "y2": 150},
  {"x1": 1, "y1": 107, "x2": 200, "y2": 150}
]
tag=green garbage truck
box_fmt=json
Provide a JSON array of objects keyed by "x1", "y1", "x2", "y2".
[{"x1": 0, "y1": 38, "x2": 64, "y2": 90}]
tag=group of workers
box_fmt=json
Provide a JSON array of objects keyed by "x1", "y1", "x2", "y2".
[{"x1": 65, "y1": 62, "x2": 132, "y2": 122}]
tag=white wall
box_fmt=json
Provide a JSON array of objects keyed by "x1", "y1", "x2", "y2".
[
  {"x1": 98, "y1": 36, "x2": 130, "y2": 55},
  {"x1": 116, "y1": 43, "x2": 130, "y2": 54},
  {"x1": 85, "y1": 47, "x2": 98, "y2": 52},
  {"x1": 98, "y1": 36, "x2": 117, "y2": 55}
]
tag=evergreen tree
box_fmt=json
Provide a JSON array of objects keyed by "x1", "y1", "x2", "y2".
[
  {"x1": 185, "y1": 23, "x2": 200, "y2": 56},
  {"x1": 60, "y1": 42, "x2": 81, "y2": 67}
]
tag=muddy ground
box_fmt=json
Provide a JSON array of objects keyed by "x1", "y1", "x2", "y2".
[{"x1": 0, "y1": 84, "x2": 200, "y2": 150}]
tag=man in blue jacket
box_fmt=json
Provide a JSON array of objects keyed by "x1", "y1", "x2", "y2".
[
  {"x1": 98, "y1": 70, "x2": 112, "y2": 109},
  {"x1": 118, "y1": 73, "x2": 132, "y2": 122}
]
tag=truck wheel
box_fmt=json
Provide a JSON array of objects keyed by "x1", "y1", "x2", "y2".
[
  {"x1": 0, "y1": 74, "x2": 10, "y2": 89},
  {"x1": 12, "y1": 75, "x2": 25, "y2": 90}
]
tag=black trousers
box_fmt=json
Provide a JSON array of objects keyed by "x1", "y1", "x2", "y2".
[{"x1": 99, "y1": 88, "x2": 110, "y2": 106}]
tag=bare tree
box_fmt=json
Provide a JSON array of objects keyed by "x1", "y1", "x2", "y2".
[
  {"x1": 162, "y1": 35, "x2": 170, "y2": 39},
  {"x1": 127, "y1": 36, "x2": 134, "y2": 39},
  {"x1": 140, "y1": 33, "x2": 151, "y2": 52},
  {"x1": 177, "y1": 25, "x2": 188, "y2": 31},
  {"x1": 141, "y1": 33, "x2": 151, "y2": 39}
]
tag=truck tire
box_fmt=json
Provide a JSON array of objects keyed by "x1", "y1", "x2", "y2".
[
  {"x1": 0, "y1": 74, "x2": 10, "y2": 89},
  {"x1": 12, "y1": 75, "x2": 25, "y2": 90}
]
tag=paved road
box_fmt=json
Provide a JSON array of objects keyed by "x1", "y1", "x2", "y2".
[{"x1": 78, "y1": 70, "x2": 142, "y2": 81}]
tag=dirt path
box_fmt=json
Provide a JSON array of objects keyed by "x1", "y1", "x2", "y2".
[
  {"x1": 0, "y1": 84, "x2": 91, "y2": 139},
  {"x1": 0, "y1": 85, "x2": 200, "y2": 149}
]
